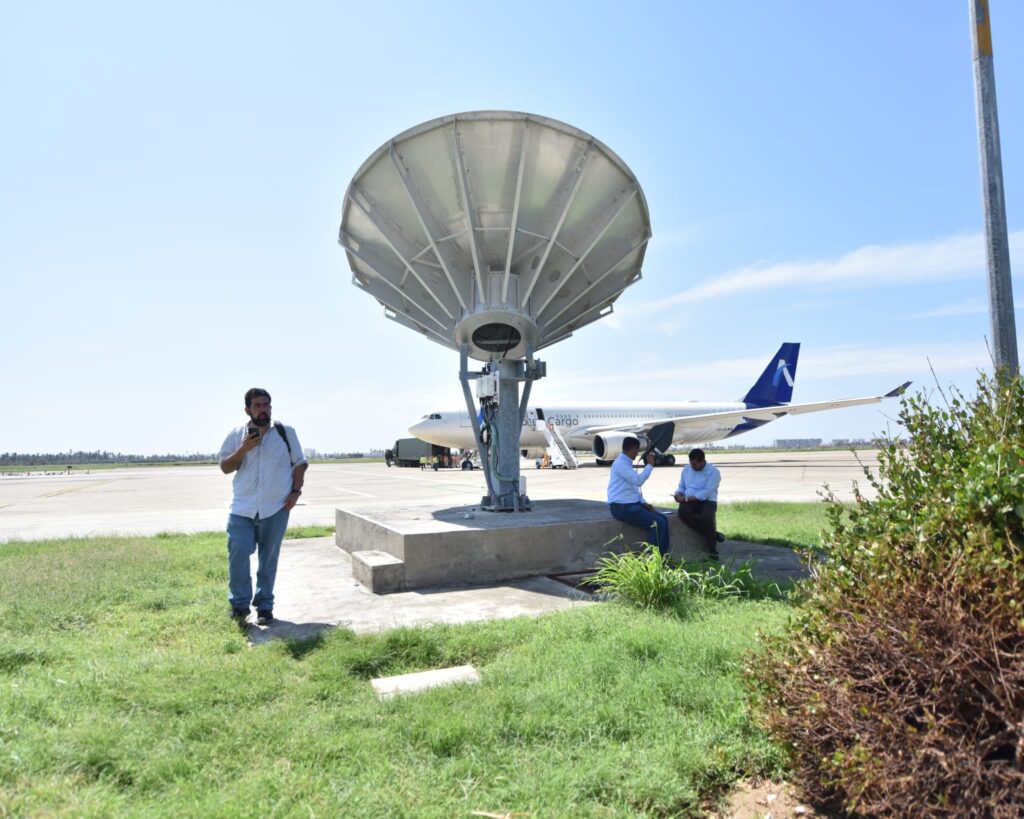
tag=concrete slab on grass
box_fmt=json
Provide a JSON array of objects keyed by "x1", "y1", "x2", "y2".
[
  {"x1": 246, "y1": 536, "x2": 592, "y2": 645},
  {"x1": 371, "y1": 664, "x2": 481, "y2": 699}
]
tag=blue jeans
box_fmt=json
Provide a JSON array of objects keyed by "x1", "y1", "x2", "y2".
[
  {"x1": 226, "y1": 507, "x2": 290, "y2": 611},
  {"x1": 609, "y1": 502, "x2": 670, "y2": 556}
]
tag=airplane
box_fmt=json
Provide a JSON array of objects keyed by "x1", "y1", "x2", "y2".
[{"x1": 407, "y1": 343, "x2": 911, "y2": 466}]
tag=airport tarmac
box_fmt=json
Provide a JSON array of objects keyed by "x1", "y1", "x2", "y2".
[{"x1": 0, "y1": 449, "x2": 878, "y2": 542}]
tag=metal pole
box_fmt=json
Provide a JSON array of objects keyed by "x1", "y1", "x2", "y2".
[
  {"x1": 458, "y1": 345, "x2": 498, "y2": 502},
  {"x1": 969, "y1": 0, "x2": 1018, "y2": 376},
  {"x1": 496, "y1": 360, "x2": 524, "y2": 509}
]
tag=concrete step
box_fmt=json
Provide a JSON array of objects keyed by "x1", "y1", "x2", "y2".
[{"x1": 351, "y1": 549, "x2": 405, "y2": 593}]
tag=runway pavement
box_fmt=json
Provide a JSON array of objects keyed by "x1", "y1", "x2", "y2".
[{"x1": 0, "y1": 450, "x2": 878, "y2": 543}]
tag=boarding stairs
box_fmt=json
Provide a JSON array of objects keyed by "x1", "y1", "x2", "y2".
[{"x1": 535, "y1": 419, "x2": 579, "y2": 470}]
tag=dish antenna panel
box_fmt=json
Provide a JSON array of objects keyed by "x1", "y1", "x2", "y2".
[{"x1": 341, "y1": 111, "x2": 651, "y2": 510}]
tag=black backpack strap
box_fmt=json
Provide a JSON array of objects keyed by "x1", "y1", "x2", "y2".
[{"x1": 274, "y1": 422, "x2": 296, "y2": 466}]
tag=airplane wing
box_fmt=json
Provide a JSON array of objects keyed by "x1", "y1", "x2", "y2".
[{"x1": 580, "y1": 381, "x2": 912, "y2": 438}]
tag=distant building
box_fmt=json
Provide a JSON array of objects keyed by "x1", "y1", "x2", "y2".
[
  {"x1": 774, "y1": 438, "x2": 822, "y2": 449},
  {"x1": 303, "y1": 448, "x2": 318, "y2": 460}
]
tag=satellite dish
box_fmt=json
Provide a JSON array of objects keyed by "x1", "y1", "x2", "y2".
[
  {"x1": 340, "y1": 111, "x2": 651, "y2": 361},
  {"x1": 340, "y1": 112, "x2": 653, "y2": 511}
]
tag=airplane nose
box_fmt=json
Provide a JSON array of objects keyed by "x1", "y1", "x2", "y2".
[{"x1": 408, "y1": 420, "x2": 426, "y2": 437}]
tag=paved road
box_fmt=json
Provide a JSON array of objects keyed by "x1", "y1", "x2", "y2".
[{"x1": 0, "y1": 450, "x2": 878, "y2": 542}]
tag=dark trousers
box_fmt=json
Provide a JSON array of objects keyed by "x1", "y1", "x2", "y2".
[
  {"x1": 677, "y1": 499, "x2": 718, "y2": 552},
  {"x1": 609, "y1": 502, "x2": 670, "y2": 556}
]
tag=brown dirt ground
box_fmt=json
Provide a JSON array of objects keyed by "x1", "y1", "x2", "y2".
[{"x1": 709, "y1": 779, "x2": 837, "y2": 818}]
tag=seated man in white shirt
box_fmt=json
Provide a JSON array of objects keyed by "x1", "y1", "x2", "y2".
[
  {"x1": 673, "y1": 448, "x2": 725, "y2": 559},
  {"x1": 607, "y1": 436, "x2": 670, "y2": 555}
]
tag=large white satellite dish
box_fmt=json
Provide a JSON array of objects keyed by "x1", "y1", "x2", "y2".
[
  {"x1": 340, "y1": 111, "x2": 651, "y2": 362},
  {"x1": 340, "y1": 111, "x2": 652, "y2": 510}
]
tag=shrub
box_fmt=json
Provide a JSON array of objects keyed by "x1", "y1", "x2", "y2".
[
  {"x1": 750, "y1": 373, "x2": 1024, "y2": 817},
  {"x1": 592, "y1": 545, "x2": 684, "y2": 610},
  {"x1": 592, "y1": 544, "x2": 786, "y2": 613}
]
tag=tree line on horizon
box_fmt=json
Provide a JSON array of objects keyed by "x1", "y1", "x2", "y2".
[
  {"x1": 1, "y1": 451, "x2": 217, "y2": 466},
  {"x1": 1, "y1": 451, "x2": 375, "y2": 466}
]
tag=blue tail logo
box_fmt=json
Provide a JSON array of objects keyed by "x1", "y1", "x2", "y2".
[
  {"x1": 772, "y1": 358, "x2": 795, "y2": 388},
  {"x1": 743, "y1": 343, "x2": 800, "y2": 406}
]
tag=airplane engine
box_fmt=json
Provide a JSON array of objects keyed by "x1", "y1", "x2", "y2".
[{"x1": 593, "y1": 432, "x2": 650, "y2": 461}]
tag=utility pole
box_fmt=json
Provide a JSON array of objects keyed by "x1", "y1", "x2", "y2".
[{"x1": 969, "y1": 0, "x2": 1018, "y2": 376}]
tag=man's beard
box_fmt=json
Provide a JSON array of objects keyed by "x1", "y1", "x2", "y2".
[{"x1": 252, "y1": 414, "x2": 271, "y2": 427}]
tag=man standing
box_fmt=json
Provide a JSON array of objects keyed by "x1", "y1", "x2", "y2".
[
  {"x1": 219, "y1": 388, "x2": 308, "y2": 625},
  {"x1": 673, "y1": 448, "x2": 724, "y2": 559},
  {"x1": 607, "y1": 436, "x2": 670, "y2": 556}
]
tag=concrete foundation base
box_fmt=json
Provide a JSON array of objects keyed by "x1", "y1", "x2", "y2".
[{"x1": 336, "y1": 499, "x2": 715, "y2": 593}]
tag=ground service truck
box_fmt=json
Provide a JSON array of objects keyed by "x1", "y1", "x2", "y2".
[{"x1": 385, "y1": 437, "x2": 452, "y2": 468}]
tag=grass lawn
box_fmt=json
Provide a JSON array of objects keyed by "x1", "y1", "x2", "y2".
[
  {"x1": 0, "y1": 531, "x2": 792, "y2": 817},
  {"x1": 717, "y1": 500, "x2": 833, "y2": 550}
]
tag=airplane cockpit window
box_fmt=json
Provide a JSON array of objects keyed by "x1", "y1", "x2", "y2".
[{"x1": 430, "y1": 413, "x2": 442, "y2": 420}]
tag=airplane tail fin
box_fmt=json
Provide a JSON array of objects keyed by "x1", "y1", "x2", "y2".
[{"x1": 742, "y1": 343, "x2": 800, "y2": 406}]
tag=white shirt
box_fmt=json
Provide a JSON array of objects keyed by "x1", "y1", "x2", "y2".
[
  {"x1": 675, "y1": 462, "x2": 721, "y2": 502},
  {"x1": 607, "y1": 452, "x2": 653, "y2": 504},
  {"x1": 219, "y1": 423, "x2": 307, "y2": 519}
]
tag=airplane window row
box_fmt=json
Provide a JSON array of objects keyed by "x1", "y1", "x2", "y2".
[{"x1": 577, "y1": 413, "x2": 656, "y2": 420}]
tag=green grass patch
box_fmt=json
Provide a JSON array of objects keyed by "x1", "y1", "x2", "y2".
[
  {"x1": 0, "y1": 532, "x2": 790, "y2": 817},
  {"x1": 591, "y1": 547, "x2": 789, "y2": 617},
  {"x1": 716, "y1": 500, "x2": 834, "y2": 550},
  {"x1": 283, "y1": 524, "x2": 336, "y2": 539}
]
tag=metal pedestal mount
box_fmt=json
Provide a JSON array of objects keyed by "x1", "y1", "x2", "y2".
[{"x1": 459, "y1": 345, "x2": 546, "y2": 512}]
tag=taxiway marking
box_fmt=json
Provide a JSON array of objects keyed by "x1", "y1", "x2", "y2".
[
  {"x1": 41, "y1": 480, "x2": 114, "y2": 498},
  {"x1": 331, "y1": 486, "x2": 376, "y2": 498}
]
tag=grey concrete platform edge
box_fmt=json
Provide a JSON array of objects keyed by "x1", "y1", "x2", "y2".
[
  {"x1": 335, "y1": 499, "x2": 799, "y2": 593},
  {"x1": 248, "y1": 536, "x2": 594, "y2": 644}
]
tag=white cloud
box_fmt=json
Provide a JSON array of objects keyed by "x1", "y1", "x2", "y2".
[
  {"x1": 796, "y1": 342, "x2": 991, "y2": 380},
  {"x1": 908, "y1": 299, "x2": 1023, "y2": 320},
  {"x1": 539, "y1": 340, "x2": 992, "y2": 401},
  {"x1": 619, "y1": 229, "x2": 1024, "y2": 318}
]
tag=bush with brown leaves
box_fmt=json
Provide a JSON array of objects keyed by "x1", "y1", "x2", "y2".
[{"x1": 750, "y1": 373, "x2": 1024, "y2": 817}]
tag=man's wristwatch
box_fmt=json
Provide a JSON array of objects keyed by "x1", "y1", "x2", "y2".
[{"x1": 290, "y1": 488, "x2": 302, "y2": 496}]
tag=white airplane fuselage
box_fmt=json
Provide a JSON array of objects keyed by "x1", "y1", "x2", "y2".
[
  {"x1": 405, "y1": 343, "x2": 909, "y2": 459},
  {"x1": 409, "y1": 402, "x2": 750, "y2": 452}
]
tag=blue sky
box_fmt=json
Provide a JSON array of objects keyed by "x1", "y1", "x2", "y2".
[{"x1": 3, "y1": 1, "x2": 1021, "y2": 455}]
